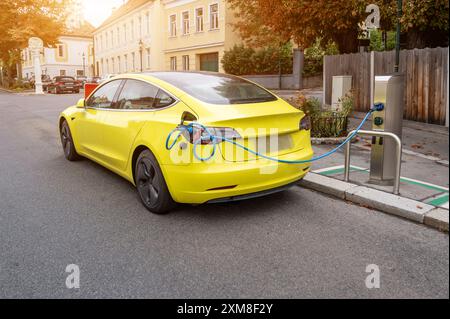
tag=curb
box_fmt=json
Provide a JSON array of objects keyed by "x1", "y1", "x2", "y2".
[
  {"x1": 298, "y1": 173, "x2": 449, "y2": 232},
  {"x1": 311, "y1": 137, "x2": 348, "y2": 145}
]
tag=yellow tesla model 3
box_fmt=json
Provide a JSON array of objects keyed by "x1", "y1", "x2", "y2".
[{"x1": 59, "y1": 72, "x2": 313, "y2": 214}]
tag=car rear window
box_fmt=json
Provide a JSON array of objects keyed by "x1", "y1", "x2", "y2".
[
  {"x1": 148, "y1": 72, "x2": 277, "y2": 105},
  {"x1": 56, "y1": 77, "x2": 75, "y2": 82}
]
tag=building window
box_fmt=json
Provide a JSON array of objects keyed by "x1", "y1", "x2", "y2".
[
  {"x1": 111, "y1": 57, "x2": 115, "y2": 73},
  {"x1": 182, "y1": 11, "x2": 189, "y2": 35},
  {"x1": 182, "y1": 55, "x2": 189, "y2": 71},
  {"x1": 106, "y1": 58, "x2": 109, "y2": 73},
  {"x1": 146, "y1": 12, "x2": 150, "y2": 34},
  {"x1": 169, "y1": 14, "x2": 177, "y2": 37},
  {"x1": 138, "y1": 16, "x2": 142, "y2": 38},
  {"x1": 77, "y1": 70, "x2": 84, "y2": 76},
  {"x1": 99, "y1": 35, "x2": 102, "y2": 51},
  {"x1": 170, "y1": 57, "x2": 177, "y2": 70},
  {"x1": 131, "y1": 20, "x2": 134, "y2": 40},
  {"x1": 57, "y1": 44, "x2": 65, "y2": 58},
  {"x1": 117, "y1": 27, "x2": 120, "y2": 45},
  {"x1": 132, "y1": 52, "x2": 135, "y2": 71},
  {"x1": 123, "y1": 24, "x2": 127, "y2": 43},
  {"x1": 124, "y1": 54, "x2": 128, "y2": 72},
  {"x1": 195, "y1": 7, "x2": 204, "y2": 32},
  {"x1": 60, "y1": 70, "x2": 66, "y2": 76},
  {"x1": 146, "y1": 48, "x2": 151, "y2": 70},
  {"x1": 209, "y1": 3, "x2": 219, "y2": 30}
]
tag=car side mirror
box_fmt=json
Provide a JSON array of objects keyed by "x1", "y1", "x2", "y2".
[{"x1": 76, "y1": 98, "x2": 85, "y2": 108}]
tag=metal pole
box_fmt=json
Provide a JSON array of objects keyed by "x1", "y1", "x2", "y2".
[
  {"x1": 370, "y1": 50, "x2": 375, "y2": 107},
  {"x1": 344, "y1": 140, "x2": 351, "y2": 182},
  {"x1": 82, "y1": 53, "x2": 86, "y2": 76},
  {"x1": 394, "y1": 0, "x2": 403, "y2": 72},
  {"x1": 344, "y1": 130, "x2": 402, "y2": 195}
]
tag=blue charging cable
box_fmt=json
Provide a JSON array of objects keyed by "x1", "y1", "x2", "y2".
[{"x1": 166, "y1": 104, "x2": 383, "y2": 163}]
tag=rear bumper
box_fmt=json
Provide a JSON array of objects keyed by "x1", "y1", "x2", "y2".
[{"x1": 162, "y1": 146, "x2": 313, "y2": 204}]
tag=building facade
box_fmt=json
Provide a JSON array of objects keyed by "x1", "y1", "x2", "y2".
[
  {"x1": 93, "y1": 0, "x2": 164, "y2": 76},
  {"x1": 21, "y1": 0, "x2": 95, "y2": 79},
  {"x1": 93, "y1": 0, "x2": 240, "y2": 76},
  {"x1": 22, "y1": 31, "x2": 94, "y2": 79}
]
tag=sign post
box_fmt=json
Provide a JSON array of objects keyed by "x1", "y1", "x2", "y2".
[{"x1": 28, "y1": 37, "x2": 44, "y2": 94}]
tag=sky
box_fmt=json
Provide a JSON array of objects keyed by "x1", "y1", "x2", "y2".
[{"x1": 81, "y1": 0, "x2": 125, "y2": 27}]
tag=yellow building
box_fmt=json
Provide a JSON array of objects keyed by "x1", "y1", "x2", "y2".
[
  {"x1": 162, "y1": 0, "x2": 240, "y2": 72},
  {"x1": 93, "y1": 0, "x2": 240, "y2": 75}
]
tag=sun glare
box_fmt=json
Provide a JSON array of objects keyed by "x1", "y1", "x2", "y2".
[{"x1": 81, "y1": 0, "x2": 125, "y2": 27}]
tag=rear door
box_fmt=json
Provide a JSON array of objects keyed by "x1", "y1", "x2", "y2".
[{"x1": 97, "y1": 79, "x2": 160, "y2": 171}]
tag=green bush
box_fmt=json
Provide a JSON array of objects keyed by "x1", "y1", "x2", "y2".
[
  {"x1": 288, "y1": 92, "x2": 353, "y2": 138},
  {"x1": 303, "y1": 39, "x2": 339, "y2": 77},
  {"x1": 222, "y1": 44, "x2": 293, "y2": 75}
]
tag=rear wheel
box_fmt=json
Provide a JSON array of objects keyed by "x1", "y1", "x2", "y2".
[
  {"x1": 135, "y1": 150, "x2": 175, "y2": 214},
  {"x1": 60, "y1": 120, "x2": 81, "y2": 161}
]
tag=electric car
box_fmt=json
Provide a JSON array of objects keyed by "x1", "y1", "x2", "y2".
[{"x1": 59, "y1": 72, "x2": 313, "y2": 214}]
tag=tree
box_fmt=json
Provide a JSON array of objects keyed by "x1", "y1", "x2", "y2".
[
  {"x1": 227, "y1": 0, "x2": 369, "y2": 53},
  {"x1": 226, "y1": 0, "x2": 449, "y2": 53},
  {"x1": 0, "y1": 0, "x2": 69, "y2": 85}
]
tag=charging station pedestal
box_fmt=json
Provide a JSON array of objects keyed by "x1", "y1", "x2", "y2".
[{"x1": 369, "y1": 74, "x2": 405, "y2": 185}]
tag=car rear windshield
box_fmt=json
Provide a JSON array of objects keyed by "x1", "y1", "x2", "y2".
[
  {"x1": 149, "y1": 72, "x2": 277, "y2": 105},
  {"x1": 55, "y1": 77, "x2": 75, "y2": 82}
]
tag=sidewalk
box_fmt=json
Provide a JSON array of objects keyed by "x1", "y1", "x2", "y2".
[
  {"x1": 275, "y1": 88, "x2": 449, "y2": 230},
  {"x1": 299, "y1": 118, "x2": 449, "y2": 231}
]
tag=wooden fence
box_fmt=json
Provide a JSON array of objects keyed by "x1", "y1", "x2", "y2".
[{"x1": 324, "y1": 47, "x2": 449, "y2": 125}]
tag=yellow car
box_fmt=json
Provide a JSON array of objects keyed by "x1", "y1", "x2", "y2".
[{"x1": 59, "y1": 72, "x2": 313, "y2": 214}]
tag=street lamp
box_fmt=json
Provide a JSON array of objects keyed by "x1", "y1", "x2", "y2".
[
  {"x1": 82, "y1": 52, "x2": 86, "y2": 76},
  {"x1": 139, "y1": 39, "x2": 144, "y2": 72},
  {"x1": 394, "y1": 0, "x2": 403, "y2": 72}
]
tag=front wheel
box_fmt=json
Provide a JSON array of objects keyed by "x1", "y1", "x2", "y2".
[
  {"x1": 135, "y1": 150, "x2": 175, "y2": 214},
  {"x1": 60, "y1": 120, "x2": 81, "y2": 161}
]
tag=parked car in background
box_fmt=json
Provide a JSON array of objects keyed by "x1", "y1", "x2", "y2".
[
  {"x1": 76, "y1": 75, "x2": 88, "y2": 89},
  {"x1": 47, "y1": 76, "x2": 79, "y2": 94},
  {"x1": 30, "y1": 75, "x2": 52, "y2": 91},
  {"x1": 98, "y1": 74, "x2": 117, "y2": 84},
  {"x1": 86, "y1": 76, "x2": 102, "y2": 84}
]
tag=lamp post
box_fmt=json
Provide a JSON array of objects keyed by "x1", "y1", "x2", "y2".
[
  {"x1": 82, "y1": 52, "x2": 86, "y2": 76},
  {"x1": 394, "y1": 0, "x2": 403, "y2": 72},
  {"x1": 139, "y1": 39, "x2": 144, "y2": 72}
]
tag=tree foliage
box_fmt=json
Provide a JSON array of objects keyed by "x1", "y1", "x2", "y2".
[
  {"x1": 226, "y1": 0, "x2": 449, "y2": 53},
  {"x1": 222, "y1": 44, "x2": 293, "y2": 75},
  {"x1": 0, "y1": 0, "x2": 69, "y2": 84}
]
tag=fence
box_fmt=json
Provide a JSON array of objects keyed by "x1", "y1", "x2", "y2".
[{"x1": 324, "y1": 47, "x2": 449, "y2": 125}]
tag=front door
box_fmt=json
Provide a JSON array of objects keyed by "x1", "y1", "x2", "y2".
[
  {"x1": 199, "y1": 53, "x2": 219, "y2": 72},
  {"x1": 75, "y1": 79, "x2": 122, "y2": 160}
]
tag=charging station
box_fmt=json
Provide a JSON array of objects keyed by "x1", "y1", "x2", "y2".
[{"x1": 369, "y1": 74, "x2": 405, "y2": 185}]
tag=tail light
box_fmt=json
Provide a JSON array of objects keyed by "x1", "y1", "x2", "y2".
[
  {"x1": 299, "y1": 116, "x2": 311, "y2": 131},
  {"x1": 182, "y1": 126, "x2": 241, "y2": 145}
]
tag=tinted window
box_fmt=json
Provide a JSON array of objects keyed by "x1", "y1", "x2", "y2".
[
  {"x1": 148, "y1": 72, "x2": 277, "y2": 105},
  {"x1": 87, "y1": 80, "x2": 122, "y2": 108},
  {"x1": 154, "y1": 90, "x2": 176, "y2": 108},
  {"x1": 116, "y1": 80, "x2": 159, "y2": 110}
]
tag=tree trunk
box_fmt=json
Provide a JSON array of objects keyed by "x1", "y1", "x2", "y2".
[
  {"x1": 332, "y1": 30, "x2": 359, "y2": 54},
  {"x1": 407, "y1": 28, "x2": 449, "y2": 49}
]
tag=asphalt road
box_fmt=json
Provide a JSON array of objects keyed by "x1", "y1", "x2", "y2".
[{"x1": 0, "y1": 90, "x2": 448, "y2": 298}]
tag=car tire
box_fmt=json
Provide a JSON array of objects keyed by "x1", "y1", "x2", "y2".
[
  {"x1": 135, "y1": 149, "x2": 175, "y2": 214},
  {"x1": 60, "y1": 120, "x2": 81, "y2": 161}
]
